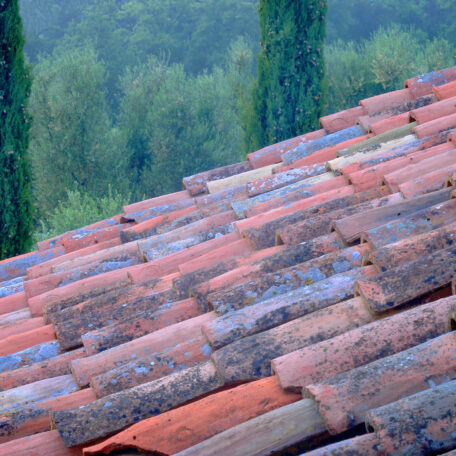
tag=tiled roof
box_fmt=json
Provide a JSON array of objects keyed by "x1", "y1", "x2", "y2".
[{"x1": 1, "y1": 66, "x2": 456, "y2": 455}]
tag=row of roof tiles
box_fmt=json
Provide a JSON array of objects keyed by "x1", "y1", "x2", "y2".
[{"x1": 0, "y1": 67, "x2": 456, "y2": 455}]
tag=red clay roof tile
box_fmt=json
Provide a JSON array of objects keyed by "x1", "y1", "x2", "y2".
[
  {"x1": 81, "y1": 297, "x2": 202, "y2": 355},
  {"x1": 365, "y1": 380, "x2": 456, "y2": 454},
  {"x1": 83, "y1": 376, "x2": 299, "y2": 456},
  {"x1": 383, "y1": 149, "x2": 456, "y2": 192},
  {"x1": 272, "y1": 296, "x2": 456, "y2": 392},
  {"x1": 0, "y1": 291, "x2": 27, "y2": 315},
  {"x1": 369, "y1": 111, "x2": 410, "y2": 135},
  {"x1": 0, "y1": 325, "x2": 55, "y2": 356},
  {"x1": 247, "y1": 129, "x2": 326, "y2": 168},
  {"x1": 0, "y1": 348, "x2": 85, "y2": 391},
  {"x1": 414, "y1": 112, "x2": 456, "y2": 138},
  {"x1": 305, "y1": 332, "x2": 456, "y2": 434},
  {"x1": 0, "y1": 388, "x2": 96, "y2": 444},
  {"x1": 71, "y1": 312, "x2": 216, "y2": 387},
  {"x1": 183, "y1": 161, "x2": 252, "y2": 195},
  {"x1": 360, "y1": 89, "x2": 413, "y2": 115},
  {"x1": 320, "y1": 106, "x2": 367, "y2": 133},
  {"x1": 53, "y1": 360, "x2": 224, "y2": 447},
  {"x1": 405, "y1": 67, "x2": 456, "y2": 98},
  {"x1": 0, "y1": 430, "x2": 82, "y2": 456},
  {"x1": 332, "y1": 187, "x2": 452, "y2": 243},
  {"x1": 410, "y1": 95, "x2": 456, "y2": 124},
  {"x1": 355, "y1": 246, "x2": 456, "y2": 313},
  {"x1": 433, "y1": 80, "x2": 456, "y2": 100}
]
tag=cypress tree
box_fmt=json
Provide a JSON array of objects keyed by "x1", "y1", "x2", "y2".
[
  {"x1": 246, "y1": 0, "x2": 327, "y2": 150},
  {"x1": 0, "y1": 0, "x2": 33, "y2": 259}
]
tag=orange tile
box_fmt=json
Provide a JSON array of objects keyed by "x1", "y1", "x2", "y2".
[
  {"x1": 128, "y1": 232, "x2": 240, "y2": 283},
  {"x1": 383, "y1": 149, "x2": 456, "y2": 191},
  {"x1": 83, "y1": 377, "x2": 299, "y2": 456},
  {"x1": 28, "y1": 268, "x2": 131, "y2": 317},
  {"x1": 414, "y1": 112, "x2": 456, "y2": 138},
  {"x1": 273, "y1": 295, "x2": 456, "y2": 392},
  {"x1": 433, "y1": 80, "x2": 456, "y2": 100},
  {"x1": 123, "y1": 190, "x2": 189, "y2": 213},
  {"x1": 81, "y1": 297, "x2": 202, "y2": 355},
  {"x1": 369, "y1": 112, "x2": 410, "y2": 135},
  {"x1": 0, "y1": 325, "x2": 55, "y2": 356},
  {"x1": 0, "y1": 316, "x2": 44, "y2": 340},
  {"x1": 406, "y1": 67, "x2": 456, "y2": 98},
  {"x1": 306, "y1": 332, "x2": 456, "y2": 434},
  {"x1": 0, "y1": 291, "x2": 28, "y2": 316},
  {"x1": 246, "y1": 177, "x2": 348, "y2": 217},
  {"x1": 26, "y1": 238, "x2": 121, "y2": 280},
  {"x1": 360, "y1": 89, "x2": 413, "y2": 115},
  {"x1": 247, "y1": 130, "x2": 326, "y2": 168},
  {"x1": 235, "y1": 186, "x2": 355, "y2": 234},
  {"x1": 71, "y1": 312, "x2": 216, "y2": 387},
  {"x1": 399, "y1": 164, "x2": 456, "y2": 198},
  {"x1": 0, "y1": 389, "x2": 96, "y2": 444},
  {"x1": 120, "y1": 205, "x2": 197, "y2": 242},
  {"x1": 320, "y1": 105, "x2": 367, "y2": 133},
  {"x1": 411, "y1": 96, "x2": 456, "y2": 124},
  {"x1": 0, "y1": 430, "x2": 81, "y2": 456},
  {"x1": 178, "y1": 239, "x2": 252, "y2": 275},
  {"x1": 0, "y1": 348, "x2": 85, "y2": 391}
]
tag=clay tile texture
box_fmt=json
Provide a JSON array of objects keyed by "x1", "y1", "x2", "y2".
[{"x1": 1, "y1": 65, "x2": 456, "y2": 456}]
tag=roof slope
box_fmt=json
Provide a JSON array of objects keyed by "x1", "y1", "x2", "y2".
[{"x1": 1, "y1": 67, "x2": 456, "y2": 456}]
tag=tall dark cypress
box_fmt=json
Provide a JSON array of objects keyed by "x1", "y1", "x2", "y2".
[
  {"x1": 247, "y1": 0, "x2": 327, "y2": 149},
  {"x1": 0, "y1": 0, "x2": 33, "y2": 259}
]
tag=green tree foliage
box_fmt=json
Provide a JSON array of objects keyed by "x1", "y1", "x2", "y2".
[
  {"x1": 118, "y1": 48, "x2": 253, "y2": 199},
  {"x1": 326, "y1": 0, "x2": 456, "y2": 43},
  {"x1": 325, "y1": 25, "x2": 456, "y2": 113},
  {"x1": 28, "y1": 47, "x2": 128, "y2": 216},
  {"x1": 0, "y1": 0, "x2": 33, "y2": 259},
  {"x1": 34, "y1": 187, "x2": 128, "y2": 243},
  {"x1": 246, "y1": 0, "x2": 327, "y2": 151}
]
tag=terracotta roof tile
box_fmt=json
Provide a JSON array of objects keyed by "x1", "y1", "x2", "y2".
[
  {"x1": 405, "y1": 67, "x2": 456, "y2": 98},
  {"x1": 0, "y1": 347, "x2": 85, "y2": 390},
  {"x1": 0, "y1": 291, "x2": 28, "y2": 315},
  {"x1": 303, "y1": 434, "x2": 381, "y2": 456},
  {"x1": 365, "y1": 380, "x2": 456, "y2": 454},
  {"x1": 361, "y1": 196, "x2": 456, "y2": 248},
  {"x1": 272, "y1": 296, "x2": 456, "y2": 392},
  {"x1": 183, "y1": 161, "x2": 252, "y2": 195},
  {"x1": 355, "y1": 246, "x2": 456, "y2": 313},
  {"x1": 282, "y1": 125, "x2": 366, "y2": 165},
  {"x1": 71, "y1": 312, "x2": 216, "y2": 387},
  {"x1": 172, "y1": 399, "x2": 327, "y2": 456},
  {"x1": 320, "y1": 105, "x2": 367, "y2": 133},
  {"x1": 0, "y1": 388, "x2": 95, "y2": 444},
  {"x1": 83, "y1": 376, "x2": 299, "y2": 456},
  {"x1": 0, "y1": 430, "x2": 82, "y2": 456},
  {"x1": 305, "y1": 332, "x2": 456, "y2": 434},
  {"x1": 433, "y1": 80, "x2": 456, "y2": 100},
  {"x1": 333, "y1": 186, "x2": 453, "y2": 243},
  {"x1": 2, "y1": 66, "x2": 456, "y2": 454},
  {"x1": 207, "y1": 266, "x2": 376, "y2": 357},
  {"x1": 53, "y1": 360, "x2": 224, "y2": 447},
  {"x1": 247, "y1": 129, "x2": 326, "y2": 168},
  {"x1": 80, "y1": 297, "x2": 201, "y2": 354}
]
